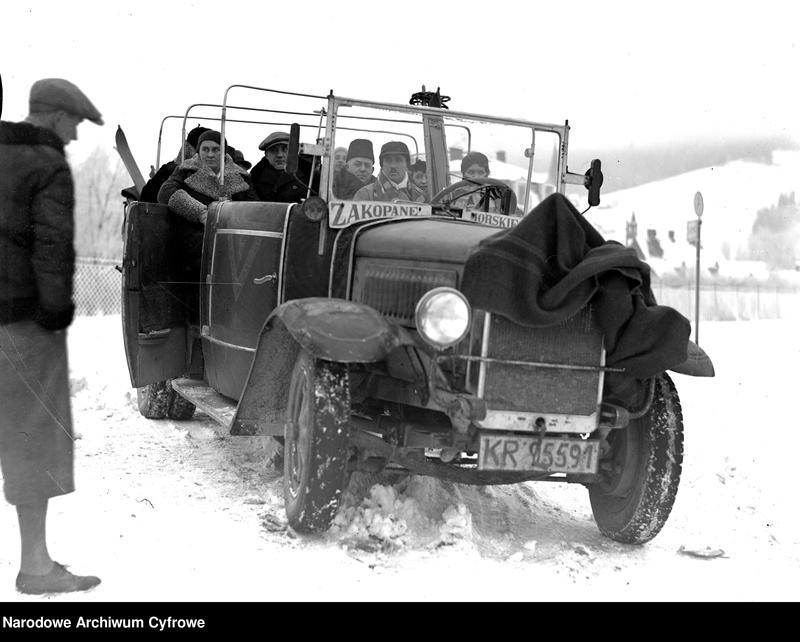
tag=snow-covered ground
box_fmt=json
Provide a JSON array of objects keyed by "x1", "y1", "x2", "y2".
[{"x1": 1, "y1": 315, "x2": 799, "y2": 602}]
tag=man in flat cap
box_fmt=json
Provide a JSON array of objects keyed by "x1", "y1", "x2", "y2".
[
  {"x1": 0, "y1": 78, "x2": 103, "y2": 594},
  {"x1": 332, "y1": 139, "x2": 377, "y2": 200},
  {"x1": 251, "y1": 131, "x2": 319, "y2": 203},
  {"x1": 353, "y1": 141, "x2": 426, "y2": 203}
]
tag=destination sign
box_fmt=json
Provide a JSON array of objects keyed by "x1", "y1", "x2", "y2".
[
  {"x1": 463, "y1": 210, "x2": 523, "y2": 229},
  {"x1": 328, "y1": 201, "x2": 433, "y2": 229}
]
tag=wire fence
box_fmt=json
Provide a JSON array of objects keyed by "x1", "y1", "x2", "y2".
[
  {"x1": 651, "y1": 282, "x2": 800, "y2": 322},
  {"x1": 74, "y1": 257, "x2": 122, "y2": 316},
  {"x1": 73, "y1": 257, "x2": 800, "y2": 322}
]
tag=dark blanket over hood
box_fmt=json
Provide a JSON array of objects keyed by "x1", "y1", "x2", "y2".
[{"x1": 460, "y1": 193, "x2": 691, "y2": 383}]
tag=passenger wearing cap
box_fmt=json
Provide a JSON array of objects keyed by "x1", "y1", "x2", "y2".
[
  {"x1": 352, "y1": 141, "x2": 426, "y2": 203},
  {"x1": 231, "y1": 148, "x2": 252, "y2": 171},
  {"x1": 157, "y1": 130, "x2": 258, "y2": 321},
  {"x1": 139, "y1": 125, "x2": 210, "y2": 203},
  {"x1": 332, "y1": 138, "x2": 377, "y2": 200},
  {"x1": 409, "y1": 159, "x2": 429, "y2": 200},
  {"x1": 1, "y1": 78, "x2": 103, "y2": 595},
  {"x1": 250, "y1": 131, "x2": 319, "y2": 203},
  {"x1": 451, "y1": 151, "x2": 504, "y2": 213}
]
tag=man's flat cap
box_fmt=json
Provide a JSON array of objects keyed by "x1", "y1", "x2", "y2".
[
  {"x1": 379, "y1": 141, "x2": 410, "y2": 162},
  {"x1": 29, "y1": 78, "x2": 103, "y2": 125},
  {"x1": 258, "y1": 131, "x2": 290, "y2": 151}
]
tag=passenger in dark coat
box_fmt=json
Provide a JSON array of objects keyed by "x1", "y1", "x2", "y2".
[
  {"x1": 353, "y1": 141, "x2": 426, "y2": 202},
  {"x1": 251, "y1": 131, "x2": 319, "y2": 202},
  {"x1": 139, "y1": 125, "x2": 209, "y2": 203},
  {"x1": 332, "y1": 138, "x2": 376, "y2": 200},
  {"x1": 0, "y1": 78, "x2": 102, "y2": 595},
  {"x1": 158, "y1": 130, "x2": 258, "y2": 321}
]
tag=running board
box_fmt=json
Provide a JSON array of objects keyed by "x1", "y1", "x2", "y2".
[{"x1": 171, "y1": 378, "x2": 237, "y2": 430}]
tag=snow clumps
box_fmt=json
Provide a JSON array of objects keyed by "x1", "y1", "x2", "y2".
[{"x1": 330, "y1": 473, "x2": 474, "y2": 552}]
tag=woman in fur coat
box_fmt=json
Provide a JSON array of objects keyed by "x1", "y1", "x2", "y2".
[{"x1": 157, "y1": 130, "x2": 258, "y2": 321}]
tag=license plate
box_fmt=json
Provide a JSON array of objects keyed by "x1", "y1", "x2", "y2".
[{"x1": 478, "y1": 435, "x2": 599, "y2": 473}]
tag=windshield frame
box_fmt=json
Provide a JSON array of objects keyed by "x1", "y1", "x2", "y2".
[{"x1": 324, "y1": 94, "x2": 568, "y2": 210}]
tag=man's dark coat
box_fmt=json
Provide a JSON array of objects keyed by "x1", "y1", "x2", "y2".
[{"x1": 0, "y1": 120, "x2": 75, "y2": 329}]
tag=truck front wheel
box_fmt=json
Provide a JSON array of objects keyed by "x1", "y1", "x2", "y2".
[
  {"x1": 283, "y1": 350, "x2": 351, "y2": 533},
  {"x1": 588, "y1": 373, "x2": 684, "y2": 544}
]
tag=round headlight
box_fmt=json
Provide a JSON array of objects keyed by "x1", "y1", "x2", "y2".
[
  {"x1": 301, "y1": 196, "x2": 327, "y2": 222},
  {"x1": 415, "y1": 287, "x2": 471, "y2": 349}
]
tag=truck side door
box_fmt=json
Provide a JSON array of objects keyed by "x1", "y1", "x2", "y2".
[
  {"x1": 121, "y1": 202, "x2": 188, "y2": 387},
  {"x1": 201, "y1": 201, "x2": 291, "y2": 400}
]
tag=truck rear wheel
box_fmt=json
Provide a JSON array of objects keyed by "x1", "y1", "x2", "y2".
[
  {"x1": 167, "y1": 383, "x2": 196, "y2": 420},
  {"x1": 136, "y1": 381, "x2": 171, "y2": 419},
  {"x1": 588, "y1": 373, "x2": 684, "y2": 544},
  {"x1": 136, "y1": 380, "x2": 196, "y2": 420},
  {"x1": 283, "y1": 350, "x2": 351, "y2": 533}
]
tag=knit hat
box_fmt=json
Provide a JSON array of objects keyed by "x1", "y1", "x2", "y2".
[
  {"x1": 379, "y1": 141, "x2": 410, "y2": 166},
  {"x1": 258, "y1": 131, "x2": 290, "y2": 151},
  {"x1": 29, "y1": 78, "x2": 103, "y2": 125},
  {"x1": 461, "y1": 151, "x2": 489, "y2": 174},
  {"x1": 346, "y1": 139, "x2": 374, "y2": 162},
  {"x1": 410, "y1": 159, "x2": 426, "y2": 174},
  {"x1": 186, "y1": 125, "x2": 211, "y2": 150},
  {"x1": 197, "y1": 130, "x2": 227, "y2": 150}
]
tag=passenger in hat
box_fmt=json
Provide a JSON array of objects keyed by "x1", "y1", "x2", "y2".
[
  {"x1": 409, "y1": 159, "x2": 429, "y2": 200},
  {"x1": 1, "y1": 78, "x2": 103, "y2": 594},
  {"x1": 332, "y1": 138, "x2": 377, "y2": 200},
  {"x1": 250, "y1": 130, "x2": 319, "y2": 203},
  {"x1": 157, "y1": 129, "x2": 258, "y2": 321},
  {"x1": 140, "y1": 125, "x2": 210, "y2": 203},
  {"x1": 451, "y1": 151, "x2": 504, "y2": 213},
  {"x1": 352, "y1": 141, "x2": 426, "y2": 203},
  {"x1": 231, "y1": 147, "x2": 252, "y2": 171},
  {"x1": 333, "y1": 146, "x2": 348, "y2": 172}
]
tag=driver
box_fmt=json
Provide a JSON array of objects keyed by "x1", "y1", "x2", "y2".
[
  {"x1": 352, "y1": 141, "x2": 426, "y2": 203},
  {"x1": 451, "y1": 151, "x2": 504, "y2": 212}
]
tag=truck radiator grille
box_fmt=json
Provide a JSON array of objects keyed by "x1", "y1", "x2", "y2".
[
  {"x1": 482, "y1": 309, "x2": 603, "y2": 415},
  {"x1": 352, "y1": 263, "x2": 458, "y2": 325}
]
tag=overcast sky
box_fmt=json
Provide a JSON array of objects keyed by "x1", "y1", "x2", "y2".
[{"x1": 2, "y1": 0, "x2": 798, "y2": 168}]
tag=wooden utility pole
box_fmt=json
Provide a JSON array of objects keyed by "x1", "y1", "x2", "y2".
[{"x1": 693, "y1": 192, "x2": 704, "y2": 345}]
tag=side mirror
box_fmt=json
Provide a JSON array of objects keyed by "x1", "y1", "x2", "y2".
[
  {"x1": 585, "y1": 159, "x2": 603, "y2": 207},
  {"x1": 286, "y1": 123, "x2": 300, "y2": 176}
]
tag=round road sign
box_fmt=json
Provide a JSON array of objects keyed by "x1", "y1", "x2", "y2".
[{"x1": 694, "y1": 191, "x2": 704, "y2": 218}]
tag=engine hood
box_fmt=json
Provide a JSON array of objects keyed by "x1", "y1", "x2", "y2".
[{"x1": 354, "y1": 218, "x2": 499, "y2": 264}]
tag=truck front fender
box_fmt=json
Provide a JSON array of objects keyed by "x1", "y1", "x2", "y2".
[
  {"x1": 231, "y1": 298, "x2": 413, "y2": 435},
  {"x1": 274, "y1": 297, "x2": 411, "y2": 363},
  {"x1": 669, "y1": 339, "x2": 715, "y2": 377}
]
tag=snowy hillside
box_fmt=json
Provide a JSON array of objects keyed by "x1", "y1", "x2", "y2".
[{"x1": 581, "y1": 150, "x2": 800, "y2": 276}]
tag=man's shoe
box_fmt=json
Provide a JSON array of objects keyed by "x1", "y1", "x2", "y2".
[{"x1": 16, "y1": 562, "x2": 101, "y2": 595}]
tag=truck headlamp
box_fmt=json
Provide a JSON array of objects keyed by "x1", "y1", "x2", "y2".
[
  {"x1": 415, "y1": 287, "x2": 471, "y2": 349},
  {"x1": 301, "y1": 196, "x2": 327, "y2": 222}
]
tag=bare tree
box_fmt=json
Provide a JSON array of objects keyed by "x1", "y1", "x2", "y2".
[{"x1": 72, "y1": 147, "x2": 130, "y2": 259}]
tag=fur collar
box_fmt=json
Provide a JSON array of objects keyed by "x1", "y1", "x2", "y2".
[
  {"x1": 0, "y1": 120, "x2": 65, "y2": 155},
  {"x1": 179, "y1": 154, "x2": 251, "y2": 200}
]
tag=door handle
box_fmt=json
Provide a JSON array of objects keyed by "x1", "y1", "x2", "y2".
[{"x1": 254, "y1": 272, "x2": 277, "y2": 285}]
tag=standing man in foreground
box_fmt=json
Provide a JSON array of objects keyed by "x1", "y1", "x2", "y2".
[{"x1": 0, "y1": 78, "x2": 103, "y2": 594}]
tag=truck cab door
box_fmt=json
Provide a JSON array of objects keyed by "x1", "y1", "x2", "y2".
[
  {"x1": 121, "y1": 202, "x2": 188, "y2": 387},
  {"x1": 200, "y1": 201, "x2": 291, "y2": 400}
]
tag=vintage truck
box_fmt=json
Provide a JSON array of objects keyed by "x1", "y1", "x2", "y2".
[{"x1": 120, "y1": 86, "x2": 714, "y2": 543}]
